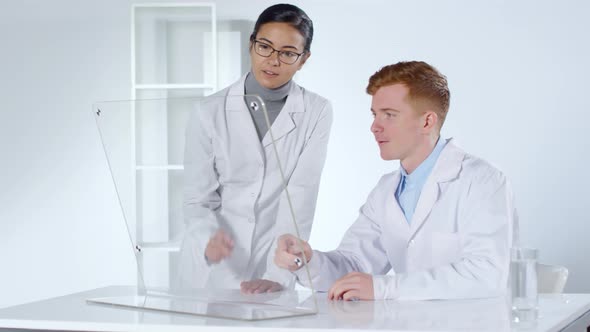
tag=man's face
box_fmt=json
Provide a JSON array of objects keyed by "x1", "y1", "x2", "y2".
[
  {"x1": 370, "y1": 84, "x2": 424, "y2": 161},
  {"x1": 249, "y1": 22, "x2": 309, "y2": 89}
]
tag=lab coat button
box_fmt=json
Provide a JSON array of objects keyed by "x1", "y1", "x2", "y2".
[{"x1": 409, "y1": 239, "x2": 415, "y2": 246}]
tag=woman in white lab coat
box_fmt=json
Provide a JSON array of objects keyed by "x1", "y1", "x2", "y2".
[
  {"x1": 177, "y1": 4, "x2": 332, "y2": 293},
  {"x1": 275, "y1": 61, "x2": 516, "y2": 300}
]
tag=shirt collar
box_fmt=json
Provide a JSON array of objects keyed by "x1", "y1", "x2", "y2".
[{"x1": 400, "y1": 137, "x2": 447, "y2": 186}]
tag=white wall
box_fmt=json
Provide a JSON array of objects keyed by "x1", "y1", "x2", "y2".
[
  {"x1": 1, "y1": 0, "x2": 589, "y2": 308},
  {"x1": 0, "y1": 0, "x2": 138, "y2": 308}
]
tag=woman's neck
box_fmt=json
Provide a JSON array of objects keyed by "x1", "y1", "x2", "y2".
[{"x1": 244, "y1": 72, "x2": 292, "y2": 101}]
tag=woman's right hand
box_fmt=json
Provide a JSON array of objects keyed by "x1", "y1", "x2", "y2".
[{"x1": 204, "y1": 230, "x2": 234, "y2": 264}]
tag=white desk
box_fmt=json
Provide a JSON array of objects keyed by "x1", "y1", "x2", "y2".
[{"x1": 0, "y1": 286, "x2": 589, "y2": 332}]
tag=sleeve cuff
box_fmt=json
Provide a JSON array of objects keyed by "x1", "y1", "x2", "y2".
[
  {"x1": 293, "y1": 250, "x2": 322, "y2": 287},
  {"x1": 372, "y1": 274, "x2": 397, "y2": 300}
]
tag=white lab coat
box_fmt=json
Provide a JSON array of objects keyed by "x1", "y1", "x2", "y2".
[
  {"x1": 177, "y1": 74, "x2": 332, "y2": 291},
  {"x1": 296, "y1": 139, "x2": 516, "y2": 300}
]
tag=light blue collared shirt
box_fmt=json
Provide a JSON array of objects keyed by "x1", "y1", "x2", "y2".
[{"x1": 395, "y1": 137, "x2": 447, "y2": 224}]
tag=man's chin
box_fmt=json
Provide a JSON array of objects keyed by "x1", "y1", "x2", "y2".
[{"x1": 380, "y1": 151, "x2": 397, "y2": 161}]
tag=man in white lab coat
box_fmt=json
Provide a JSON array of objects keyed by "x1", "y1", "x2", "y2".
[{"x1": 274, "y1": 61, "x2": 516, "y2": 300}]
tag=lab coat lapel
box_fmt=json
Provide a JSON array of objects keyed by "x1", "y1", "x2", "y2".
[
  {"x1": 381, "y1": 171, "x2": 412, "y2": 270},
  {"x1": 408, "y1": 178, "x2": 440, "y2": 238},
  {"x1": 226, "y1": 75, "x2": 264, "y2": 163},
  {"x1": 408, "y1": 139, "x2": 464, "y2": 238},
  {"x1": 384, "y1": 172, "x2": 412, "y2": 236},
  {"x1": 261, "y1": 83, "x2": 303, "y2": 148}
]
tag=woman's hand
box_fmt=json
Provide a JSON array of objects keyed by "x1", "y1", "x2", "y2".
[
  {"x1": 240, "y1": 279, "x2": 283, "y2": 294},
  {"x1": 204, "y1": 230, "x2": 234, "y2": 264}
]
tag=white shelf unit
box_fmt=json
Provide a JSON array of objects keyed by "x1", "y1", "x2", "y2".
[{"x1": 131, "y1": 3, "x2": 218, "y2": 290}]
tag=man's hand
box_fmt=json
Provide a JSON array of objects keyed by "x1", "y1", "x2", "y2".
[
  {"x1": 204, "y1": 230, "x2": 234, "y2": 264},
  {"x1": 274, "y1": 234, "x2": 312, "y2": 272},
  {"x1": 240, "y1": 279, "x2": 283, "y2": 294},
  {"x1": 328, "y1": 272, "x2": 374, "y2": 301}
]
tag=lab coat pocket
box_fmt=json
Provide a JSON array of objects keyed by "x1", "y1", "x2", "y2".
[{"x1": 431, "y1": 232, "x2": 461, "y2": 266}]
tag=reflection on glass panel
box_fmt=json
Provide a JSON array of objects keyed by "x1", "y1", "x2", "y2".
[{"x1": 89, "y1": 96, "x2": 318, "y2": 320}]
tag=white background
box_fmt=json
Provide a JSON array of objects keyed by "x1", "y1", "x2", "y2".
[{"x1": 1, "y1": 0, "x2": 589, "y2": 308}]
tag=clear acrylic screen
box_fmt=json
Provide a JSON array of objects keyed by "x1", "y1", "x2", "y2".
[{"x1": 89, "y1": 95, "x2": 317, "y2": 320}]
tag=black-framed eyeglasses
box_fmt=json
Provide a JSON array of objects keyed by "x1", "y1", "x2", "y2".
[{"x1": 252, "y1": 40, "x2": 305, "y2": 65}]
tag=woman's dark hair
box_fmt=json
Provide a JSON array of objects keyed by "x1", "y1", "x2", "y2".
[{"x1": 250, "y1": 4, "x2": 314, "y2": 52}]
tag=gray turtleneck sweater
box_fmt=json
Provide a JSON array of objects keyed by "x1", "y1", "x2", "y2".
[{"x1": 244, "y1": 72, "x2": 292, "y2": 141}]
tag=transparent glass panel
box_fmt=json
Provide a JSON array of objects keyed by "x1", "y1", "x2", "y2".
[
  {"x1": 135, "y1": 88, "x2": 210, "y2": 100},
  {"x1": 134, "y1": 96, "x2": 195, "y2": 166},
  {"x1": 89, "y1": 95, "x2": 318, "y2": 320},
  {"x1": 134, "y1": 5, "x2": 215, "y2": 85}
]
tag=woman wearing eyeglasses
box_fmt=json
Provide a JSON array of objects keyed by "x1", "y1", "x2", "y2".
[{"x1": 178, "y1": 4, "x2": 332, "y2": 294}]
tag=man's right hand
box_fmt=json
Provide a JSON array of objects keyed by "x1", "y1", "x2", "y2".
[
  {"x1": 204, "y1": 230, "x2": 234, "y2": 264},
  {"x1": 274, "y1": 234, "x2": 312, "y2": 272}
]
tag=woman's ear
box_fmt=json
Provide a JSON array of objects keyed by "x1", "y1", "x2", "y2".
[{"x1": 297, "y1": 51, "x2": 311, "y2": 69}]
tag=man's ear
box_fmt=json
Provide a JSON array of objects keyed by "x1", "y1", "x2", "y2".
[{"x1": 423, "y1": 111, "x2": 439, "y2": 131}]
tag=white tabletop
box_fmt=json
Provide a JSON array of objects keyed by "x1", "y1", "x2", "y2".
[{"x1": 0, "y1": 286, "x2": 589, "y2": 332}]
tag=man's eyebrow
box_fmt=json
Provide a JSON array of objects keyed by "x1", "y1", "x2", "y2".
[{"x1": 371, "y1": 108, "x2": 400, "y2": 112}]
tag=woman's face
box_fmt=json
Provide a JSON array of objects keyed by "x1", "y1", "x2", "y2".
[{"x1": 250, "y1": 22, "x2": 310, "y2": 89}]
